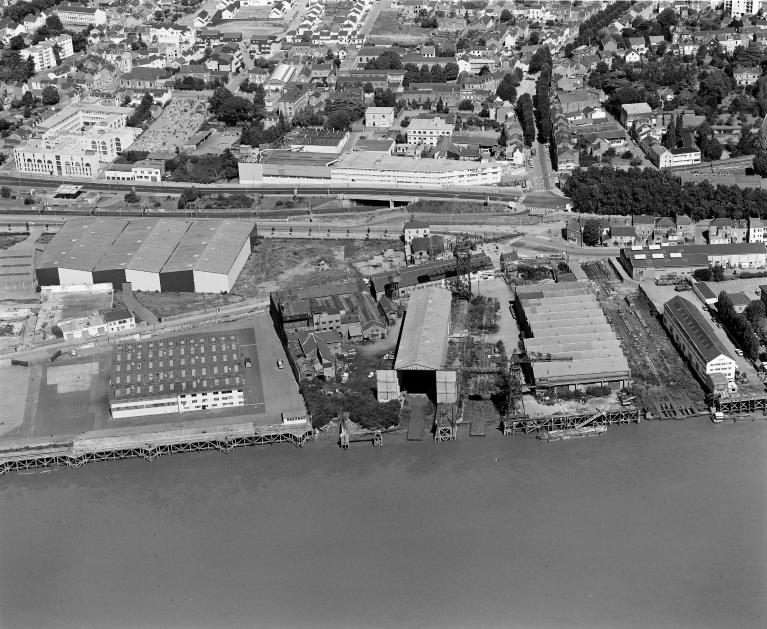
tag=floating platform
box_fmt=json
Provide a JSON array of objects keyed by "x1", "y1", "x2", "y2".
[{"x1": 0, "y1": 422, "x2": 313, "y2": 476}]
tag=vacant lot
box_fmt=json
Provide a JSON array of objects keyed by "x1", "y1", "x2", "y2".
[{"x1": 123, "y1": 238, "x2": 399, "y2": 318}]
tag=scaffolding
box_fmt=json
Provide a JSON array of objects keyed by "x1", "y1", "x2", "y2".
[
  {"x1": 434, "y1": 403, "x2": 457, "y2": 442},
  {"x1": 452, "y1": 242, "x2": 472, "y2": 301},
  {"x1": 339, "y1": 412, "x2": 383, "y2": 449}
]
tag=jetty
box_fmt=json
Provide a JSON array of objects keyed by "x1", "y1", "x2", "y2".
[{"x1": 0, "y1": 421, "x2": 313, "y2": 476}]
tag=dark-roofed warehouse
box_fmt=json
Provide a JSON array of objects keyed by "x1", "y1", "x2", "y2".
[{"x1": 36, "y1": 218, "x2": 256, "y2": 294}]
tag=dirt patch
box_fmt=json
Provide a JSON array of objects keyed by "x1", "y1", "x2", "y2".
[{"x1": 0, "y1": 235, "x2": 26, "y2": 250}]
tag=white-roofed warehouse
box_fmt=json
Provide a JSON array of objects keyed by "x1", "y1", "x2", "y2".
[
  {"x1": 514, "y1": 282, "x2": 631, "y2": 392},
  {"x1": 389, "y1": 287, "x2": 457, "y2": 402},
  {"x1": 36, "y1": 218, "x2": 255, "y2": 294}
]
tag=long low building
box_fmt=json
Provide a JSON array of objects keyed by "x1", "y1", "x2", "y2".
[
  {"x1": 662, "y1": 295, "x2": 737, "y2": 386},
  {"x1": 620, "y1": 242, "x2": 767, "y2": 280},
  {"x1": 237, "y1": 150, "x2": 503, "y2": 187},
  {"x1": 515, "y1": 282, "x2": 630, "y2": 392},
  {"x1": 110, "y1": 333, "x2": 245, "y2": 419},
  {"x1": 36, "y1": 218, "x2": 255, "y2": 293}
]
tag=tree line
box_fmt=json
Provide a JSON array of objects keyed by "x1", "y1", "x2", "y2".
[
  {"x1": 562, "y1": 166, "x2": 767, "y2": 220},
  {"x1": 716, "y1": 291, "x2": 760, "y2": 361}
]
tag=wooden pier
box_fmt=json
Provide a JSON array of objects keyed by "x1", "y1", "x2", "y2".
[
  {"x1": 434, "y1": 403, "x2": 457, "y2": 442},
  {"x1": 339, "y1": 413, "x2": 383, "y2": 449},
  {"x1": 503, "y1": 408, "x2": 643, "y2": 435},
  {"x1": 716, "y1": 393, "x2": 767, "y2": 416},
  {"x1": 0, "y1": 422, "x2": 314, "y2": 477}
]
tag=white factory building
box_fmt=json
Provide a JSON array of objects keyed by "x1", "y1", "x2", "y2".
[{"x1": 36, "y1": 218, "x2": 255, "y2": 294}]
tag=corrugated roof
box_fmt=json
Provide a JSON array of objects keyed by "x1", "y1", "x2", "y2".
[
  {"x1": 394, "y1": 287, "x2": 451, "y2": 371},
  {"x1": 38, "y1": 218, "x2": 129, "y2": 272},
  {"x1": 664, "y1": 295, "x2": 734, "y2": 364},
  {"x1": 92, "y1": 219, "x2": 191, "y2": 273},
  {"x1": 161, "y1": 219, "x2": 254, "y2": 275}
]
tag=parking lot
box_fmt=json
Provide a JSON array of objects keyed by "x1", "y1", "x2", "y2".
[{"x1": 132, "y1": 99, "x2": 210, "y2": 153}]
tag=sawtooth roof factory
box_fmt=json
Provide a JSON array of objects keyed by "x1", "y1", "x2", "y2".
[
  {"x1": 36, "y1": 218, "x2": 256, "y2": 294},
  {"x1": 513, "y1": 282, "x2": 631, "y2": 392}
]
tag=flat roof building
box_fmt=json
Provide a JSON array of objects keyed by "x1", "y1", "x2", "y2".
[{"x1": 109, "y1": 332, "x2": 244, "y2": 419}]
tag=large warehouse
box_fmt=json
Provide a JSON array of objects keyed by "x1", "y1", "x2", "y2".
[
  {"x1": 380, "y1": 286, "x2": 457, "y2": 402},
  {"x1": 109, "y1": 332, "x2": 245, "y2": 419},
  {"x1": 514, "y1": 282, "x2": 631, "y2": 392},
  {"x1": 662, "y1": 295, "x2": 737, "y2": 385},
  {"x1": 36, "y1": 218, "x2": 256, "y2": 293}
]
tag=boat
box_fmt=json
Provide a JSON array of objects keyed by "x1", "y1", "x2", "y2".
[
  {"x1": 711, "y1": 411, "x2": 728, "y2": 423},
  {"x1": 538, "y1": 425, "x2": 607, "y2": 441}
]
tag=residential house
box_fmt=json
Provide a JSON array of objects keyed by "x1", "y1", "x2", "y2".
[
  {"x1": 748, "y1": 216, "x2": 764, "y2": 243},
  {"x1": 633, "y1": 214, "x2": 656, "y2": 243}
]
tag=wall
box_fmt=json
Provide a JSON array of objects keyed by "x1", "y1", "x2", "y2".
[
  {"x1": 57, "y1": 268, "x2": 96, "y2": 286},
  {"x1": 125, "y1": 269, "x2": 161, "y2": 293}
]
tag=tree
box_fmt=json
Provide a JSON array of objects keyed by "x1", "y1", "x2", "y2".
[
  {"x1": 495, "y1": 73, "x2": 517, "y2": 103},
  {"x1": 582, "y1": 220, "x2": 602, "y2": 246},
  {"x1": 127, "y1": 92, "x2": 153, "y2": 127},
  {"x1": 373, "y1": 88, "x2": 396, "y2": 107},
  {"x1": 363, "y1": 81, "x2": 374, "y2": 94},
  {"x1": 8, "y1": 35, "x2": 25, "y2": 50},
  {"x1": 744, "y1": 299, "x2": 766, "y2": 326},
  {"x1": 500, "y1": 8, "x2": 512, "y2": 22},
  {"x1": 45, "y1": 14, "x2": 63, "y2": 33},
  {"x1": 753, "y1": 150, "x2": 767, "y2": 177},
  {"x1": 458, "y1": 99, "x2": 474, "y2": 111},
  {"x1": 444, "y1": 61, "x2": 459, "y2": 81},
  {"x1": 124, "y1": 190, "x2": 139, "y2": 204},
  {"x1": 326, "y1": 110, "x2": 350, "y2": 130},
  {"x1": 177, "y1": 186, "x2": 200, "y2": 209},
  {"x1": 712, "y1": 265, "x2": 725, "y2": 282},
  {"x1": 220, "y1": 149, "x2": 238, "y2": 181},
  {"x1": 0, "y1": 186, "x2": 11, "y2": 199},
  {"x1": 41, "y1": 86, "x2": 60, "y2": 106}
]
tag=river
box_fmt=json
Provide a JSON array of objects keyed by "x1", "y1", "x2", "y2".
[{"x1": 1, "y1": 417, "x2": 766, "y2": 629}]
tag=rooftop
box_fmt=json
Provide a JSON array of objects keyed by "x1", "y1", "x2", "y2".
[
  {"x1": 110, "y1": 332, "x2": 243, "y2": 401},
  {"x1": 38, "y1": 218, "x2": 129, "y2": 272},
  {"x1": 664, "y1": 296, "x2": 734, "y2": 364},
  {"x1": 394, "y1": 287, "x2": 452, "y2": 371},
  {"x1": 161, "y1": 219, "x2": 254, "y2": 276}
]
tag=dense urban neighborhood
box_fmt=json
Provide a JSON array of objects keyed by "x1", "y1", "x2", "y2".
[{"x1": 1, "y1": 2, "x2": 767, "y2": 627}]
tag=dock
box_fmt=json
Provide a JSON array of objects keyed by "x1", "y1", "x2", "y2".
[
  {"x1": 504, "y1": 408, "x2": 643, "y2": 435},
  {"x1": 339, "y1": 413, "x2": 383, "y2": 449},
  {"x1": 469, "y1": 416, "x2": 486, "y2": 437},
  {"x1": 406, "y1": 402, "x2": 426, "y2": 441},
  {"x1": 0, "y1": 421, "x2": 313, "y2": 476}
]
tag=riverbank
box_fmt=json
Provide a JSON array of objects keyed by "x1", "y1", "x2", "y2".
[{"x1": 1, "y1": 416, "x2": 765, "y2": 629}]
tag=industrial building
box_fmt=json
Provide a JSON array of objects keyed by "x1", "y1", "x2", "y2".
[
  {"x1": 619, "y1": 243, "x2": 767, "y2": 280},
  {"x1": 370, "y1": 253, "x2": 492, "y2": 301},
  {"x1": 514, "y1": 282, "x2": 631, "y2": 392},
  {"x1": 377, "y1": 287, "x2": 457, "y2": 402},
  {"x1": 270, "y1": 280, "x2": 388, "y2": 342},
  {"x1": 110, "y1": 333, "x2": 245, "y2": 419},
  {"x1": 662, "y1": 296, "x2": 737, "y2": 385},
  {"x1": 237, "y1": 150, "x2": 504, "y2": 187},
  {"x1": 36, "y1": 218, "x2": 255, "y2": 293}
]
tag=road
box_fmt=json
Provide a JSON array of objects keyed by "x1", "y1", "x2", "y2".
[
  {"x1": 530, "y1": 140, "x2": 557, "y2": 193},
  {"x1": 0, "y1": 175, "x2": 522, "y2": 203}
]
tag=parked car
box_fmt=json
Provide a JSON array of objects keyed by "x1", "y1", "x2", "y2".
[
  {"x1": 276, "y1": 359, "x2": 284, "y2": 369},
  {"x1": 735, "y1": 349, "x2": 743, "y2": 357}
]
